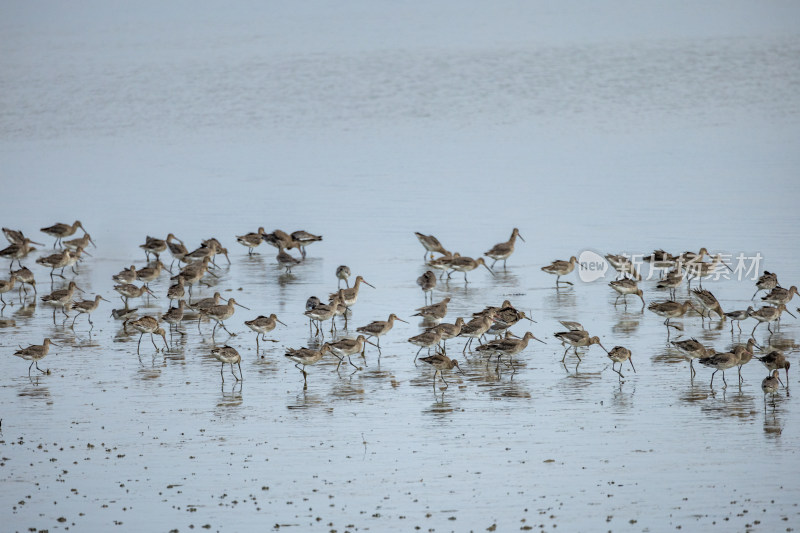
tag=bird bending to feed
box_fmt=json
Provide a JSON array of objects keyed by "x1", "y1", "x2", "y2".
[
  {"x1": 607, "y1": 346, "x2": 635, "y2": 379},
  {"x1": 755, "y1": 350, "x2": 790, "y2": 383},
  {"x1": 426, "y1": 252, "x2": 458, "y2": 279},
  {"x1": 554, "y1": 330, "x2": 606, "y2": 362},
  {"x1": 114, "y1": 283, "x2": 155, "y2": 309},
  {"x1": 447, "y1": 256, "x2": 494, "y2": 283},
  {"x1": 671, "y1": 338, "x2": 713, "y2": 377},
  {"x1": 761, "y1": 370, "x2": 783, "y2": 409},
  {"x1": 647, "y1": 300, "x2": 695, "y2": 340},
  {"x1": 609, "y1": 278, "x2": 645, "y2": 308},
  {"x1": 211, "y1": 345, "x2": 242, "y2": 382},
  {"x1": 691, "y1": 288, "x2": 725, "y2": 322},
  {"x1": 752, "y1": 271, "x2": 778, "y2": 300},
  {"x1": 415, "y1": 232, "x2": 448, "y2": 261},
  {"x1": 125, "y1": 315, "x2": 168, "y2": 355},
  {"x1": 475, "y1": 331, "x2": 545, "y2": 371},
  {"x1": 140, "y1": 235, "x2": 167, "y2": 261},
  {"x1": 291, "y1": 230, "x2": 322, "y2": 258},
  {"x1": 419, "y1": 351, "x2": 463, "y2": 390},
  {"x1": 277, "y1": 246, "x2": 301, "y2": 273}
]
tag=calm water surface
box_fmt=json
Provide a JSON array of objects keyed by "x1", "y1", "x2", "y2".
[{"x1": 2, "y1": 2, "x2": 800, "y2": 531}]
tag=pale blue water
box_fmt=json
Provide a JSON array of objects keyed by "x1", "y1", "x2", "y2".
[{"x1": 2, "y1": 1, "x2": 800, "y2": 531}]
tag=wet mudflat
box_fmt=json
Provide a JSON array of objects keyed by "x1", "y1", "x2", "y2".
[{"x1": 2, "y1": 1, "x2": 800, "y2": 531}]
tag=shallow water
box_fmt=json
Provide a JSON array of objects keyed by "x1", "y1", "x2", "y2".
[{"x1": 2, "y1": 1, "x2": 800, "y2": 531}]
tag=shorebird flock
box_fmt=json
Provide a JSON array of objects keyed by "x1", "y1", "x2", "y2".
[{"x1": 2, "y1": 223, "x2": 796, "y2": 408}]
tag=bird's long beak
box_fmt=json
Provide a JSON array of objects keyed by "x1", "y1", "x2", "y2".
[
  {"x1": 75, "y1": 284, "x2": 85, "y2": 293},
  {"x1": 629, "y1": 356, "x2": 636, "y2": 373},
  {"x1": 235, "y1": 302, "x2": 250, "y2": 310},
  {"x1": 599, "y1": 343, "x2": 608, "y2": 353},
  {"x1": 364, "y1": 280, "x2": 376, "y2": 289},
  {"x1": 366, "y1": 340, "x2": 379, "y2": 348},
  {"x1": 31, "y1": 240, "x2": 45, "y2": 246},
  {"x1": 145, "y1": 287, "x2": 158, "y2": 298},
  {"x1": 533, "y1": 335, "x2": 546, "y2": 344},
  {"x1": 50, "y1": 341, "x2": 60, "y2": 346},
  {"x1": 276, "y1": 319, "x2": 287, "y2": 327},
  {"x1": 518, "y1": 234, "x2": 526, "y2": 242},
  {"x1": 785, "y1": 308, "x2": 797, "y2": 319},
  {"x1": 483, "y1": 263, "x2": 495, "y2": 276},
  {"x1": 395, "y1": 317, "x2": 410, "y2": 324},
  {"x1": 100, "y1": 296, "x2": 111, "y2": 303}
]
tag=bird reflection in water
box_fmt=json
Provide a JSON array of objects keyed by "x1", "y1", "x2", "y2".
[{"x1": 218, "y1": 380, "x2": 243, "y2": 407}]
